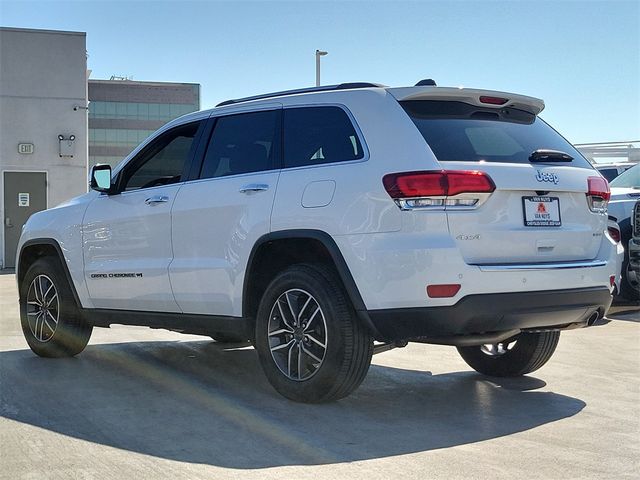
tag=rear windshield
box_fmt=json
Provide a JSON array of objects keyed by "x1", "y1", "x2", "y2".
[{"x1": 401, "y1": 100, "x2": 591, "y2": 167}]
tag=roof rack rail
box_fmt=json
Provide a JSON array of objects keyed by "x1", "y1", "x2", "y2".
[{"x1": 216, "y1": 82, "x2": 385, "y2": 107}]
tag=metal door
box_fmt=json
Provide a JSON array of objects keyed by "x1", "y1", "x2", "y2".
[{"x1": 3, "y1": 172, "x2": 47, "y2": 268}]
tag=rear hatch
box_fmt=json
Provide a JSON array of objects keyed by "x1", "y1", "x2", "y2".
[{"x1": 394, "y1": 89, "x2": 607, "y2": 265}]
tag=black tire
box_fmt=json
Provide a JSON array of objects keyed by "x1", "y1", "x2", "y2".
[
  {"x1": 456, "y1": 331, "x2": 560, "y2": 377},
  {"x1": 209, "y1": 333, "x2": 250, "y2": 343},
  {"x1": 255, "y1": 264, "x2": 373, "y2": 403},
  {"x1": 19, "y1": 257, "x2": 92, "y2": 357},
  {"x1": 620, "y1": 256, "x2": 640, "y2": 301}
]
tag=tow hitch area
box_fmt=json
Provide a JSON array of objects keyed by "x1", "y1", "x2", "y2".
[{"x1": 373, "y1": 340, "x2": 409, "y2": 355}]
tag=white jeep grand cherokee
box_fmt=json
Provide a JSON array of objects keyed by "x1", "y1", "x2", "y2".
[{"x1": 16, "y1": 81, "x2": 621, "y2": 402}]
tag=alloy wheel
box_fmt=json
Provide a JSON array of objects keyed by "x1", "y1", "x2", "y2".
[
  {"x1": 268, "y1": 289, "x2": 328, "y2": 381},
  {"x1": 26, "y1": 274, "x2": 59, "y2": 342},
  {"x1": 480, "y1": 340, "x2": 517, "y2": 356}
]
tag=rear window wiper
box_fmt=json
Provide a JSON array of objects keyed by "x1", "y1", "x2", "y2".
[{"x1": 529, "y1": 149, "x2": 573, "y2": 162}]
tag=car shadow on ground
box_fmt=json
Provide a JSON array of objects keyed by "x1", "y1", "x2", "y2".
[
  {"x1": 607, "y1": 301, "x2": 640, "y2": 322},
  {"x1": 0, "y1": 340, "x2": 585, "y2": 469}
]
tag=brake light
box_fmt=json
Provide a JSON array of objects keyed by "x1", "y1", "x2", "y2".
[
  {"x1": 587, "y1": 176, "x2": 610, "y2": 213},
  {"x1": 479, "y1": 96, "x2": 508, "y2": 105},
  {"x1": 383, "y1": 171, "x2": 447, "y2": 198},
  {"x1": 447, "y1": 171, "x2": 496, "y2": 195},
  {"x1": 383, "y1": 170, "x2": 495, "y2": 210}
]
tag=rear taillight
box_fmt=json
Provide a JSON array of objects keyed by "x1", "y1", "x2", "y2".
[
  {"x1": 383, "y1": 170, "x2": 495, "y2": 210},
  {"x1": 608, "y1": 226, "x2": 621, "y2": 243},
  {"x1": 587, "y1": 176, "x2": 610, "y2": 213}
]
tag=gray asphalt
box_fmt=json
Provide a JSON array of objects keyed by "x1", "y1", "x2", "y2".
[{"x1": 0, "y1": 272, "x2": 638, "y2": 479}]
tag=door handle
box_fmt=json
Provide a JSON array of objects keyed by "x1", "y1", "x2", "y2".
[
  {"x1": 5, "y1": 217, "x2": 13, "y2": 228},
  {"x1": 239, "y1": 183, "x2": 269, "y2": 194},
  {"x1": 145, "y1": 195, "x2": 169, "y2": 205}
]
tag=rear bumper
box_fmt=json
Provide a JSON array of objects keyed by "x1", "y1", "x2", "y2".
[
  {"x1": 367, "y1": 287, "x2": 612, "y2": 341},
  {"x1": 335, "y1": 229, "x2": 620, "y2": 312}
]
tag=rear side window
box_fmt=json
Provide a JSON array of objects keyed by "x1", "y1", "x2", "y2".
[
  {"x1": 200, "y1": 110, "x2": 279, "y2": 179},
  {"x1": 401, "y1": 100, "x2": 591, "y2": 167},
  {"x1": 283, "y1": 106, "x2": 364, "y2": 168}
]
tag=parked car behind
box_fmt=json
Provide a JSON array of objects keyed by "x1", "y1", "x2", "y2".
[
  {"x1": 627, "y1": 200, "x2": 640, "y2": 297},
  {"x1": 609, "y1": 164, "x2": 640, "y2": 299},
  {"x1": 596, "y1": 162, "x2": 636, "y2": 182}
]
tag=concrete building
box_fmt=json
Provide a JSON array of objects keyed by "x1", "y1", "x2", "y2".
[
  {"x1": 0, "y1": 27, "x2": 88, "y2": 268},
  {"x1": 88, "y1": 79, "x2": 200, "y2": 168}
]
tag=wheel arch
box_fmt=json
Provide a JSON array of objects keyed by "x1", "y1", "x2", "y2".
[
  {"x1": 242, "y1": 229, "x2": 382, "y2": 339},
  {"x1": 18, "y1": 238, "x2": 81, "y2": 307}
]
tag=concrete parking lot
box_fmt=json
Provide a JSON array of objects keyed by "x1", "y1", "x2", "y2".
[{"x1": 0, "y1": 272, "x2": 638, "y2": 479}]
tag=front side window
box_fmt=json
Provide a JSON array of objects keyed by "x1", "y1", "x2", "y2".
[
  {"x1": 199, "y1": 110, "x2": 279, "y2": 179},
  {"x1": 283, "y1": 106, "x2": 364, "y2": 168},
  {"x1": 121, "y1": 122, "x2": 201, "y2": 191}
]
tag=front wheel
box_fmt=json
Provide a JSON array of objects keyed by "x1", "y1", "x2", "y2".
[
  {"x1": 255, "y1": 264, "x2": 373, "y2": 403},
  {"x1": 457, "y1": 331, "x2": 560, "y2": 377},
  {"x1": 19, "y1": 257, "x2": 92, "y2": 357}
]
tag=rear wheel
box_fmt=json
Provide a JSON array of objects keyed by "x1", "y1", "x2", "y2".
[
  {"x1": 19, "y1": 257, "x2": 92, "y2": 357},
  {"x1": 255, "y1": 264, "x2": 373, "y2": 403},
  {"x1": 457, "y1": 331, "x2": 560, "y2": 377}
]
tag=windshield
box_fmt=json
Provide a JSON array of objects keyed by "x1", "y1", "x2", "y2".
[
  {"x1": 610, "y1": 163, "x2": 640, "y2": 188},
  {"x1": 401, "y1": 100, "x2": 592, "y2": 167}
]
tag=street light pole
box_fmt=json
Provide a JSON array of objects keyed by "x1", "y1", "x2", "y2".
[{"x1": 315, "y1": 50, "x2": 328, "y2": 87}]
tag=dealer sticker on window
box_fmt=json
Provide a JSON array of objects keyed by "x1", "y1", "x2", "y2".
[{"x1": 522, "y1": 196, "x2": 561, "y2": 227}]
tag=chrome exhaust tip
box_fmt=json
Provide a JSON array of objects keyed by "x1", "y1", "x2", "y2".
[{"x1": 587, "y1": 311, "x2": 601, "y2": 327}]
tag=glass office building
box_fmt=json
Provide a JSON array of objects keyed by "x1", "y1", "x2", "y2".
[{"x1": 88, "y1": 79, "x2": 200, "y2": 168}]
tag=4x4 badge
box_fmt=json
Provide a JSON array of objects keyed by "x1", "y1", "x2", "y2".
[{"x1": 535, "y1": 170, "x2": 559, "y2": 184}]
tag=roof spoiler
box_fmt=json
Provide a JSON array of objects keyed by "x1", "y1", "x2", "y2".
[{"x1": 389, "y1": 87, "x2": 545, "y2": 115}]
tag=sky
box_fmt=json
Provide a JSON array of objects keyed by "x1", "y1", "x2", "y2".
[{"x1": 1, "y1": 0, "x2": 638, "y2": 144}]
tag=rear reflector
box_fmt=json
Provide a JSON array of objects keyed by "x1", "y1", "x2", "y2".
[
  {"x1": 479, "y1": 96, "x2": 508, "y2": 105},
  {"x1": 609, "y1": 275, "x2": 616, "y2": 288},
  {"x1": 383, "y1": 170, "x2": 495, "y2": 198},
  {"x1": 607, "y1": 226, "x2": 621, "y2": 243},
  {"x1": 426, "y1": 284, "x2": 461, "y2": 298}
]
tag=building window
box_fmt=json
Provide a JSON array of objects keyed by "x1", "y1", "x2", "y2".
[
  {"x1": 89, "y1": 128, "x2": 156, "y2": 147},
  {"x1": 88, "y1": 101, "x2": 198, "y2": 121}
]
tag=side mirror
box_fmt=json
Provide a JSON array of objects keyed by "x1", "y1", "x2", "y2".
[{"x1": 90, "y1": 164, "x2": 113, "y2": 193}]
